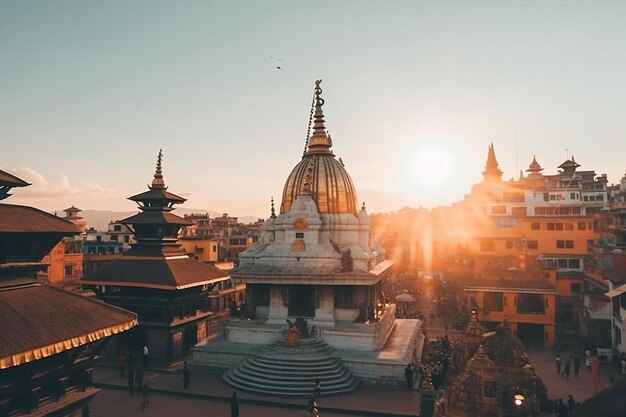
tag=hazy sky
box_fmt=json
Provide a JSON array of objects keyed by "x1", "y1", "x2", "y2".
[{"x1": 2, "y1": 1, "x2": 625, "y2": 217}]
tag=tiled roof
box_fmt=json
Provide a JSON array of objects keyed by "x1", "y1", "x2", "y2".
[
  {"x1": 0, "y1": 204, "x2": 82, "y2": 233},
  {"x1": 80, "y1": 256, "x2": 229, "y2": 290},
  {"x1": 128, "y1": 188, "x2": 186, "y2": 203},
  {"x1": 0, "y1": 169, "x2": 30, "y2": 187},
  {"x1": 0, "y1": 283, "x2": 137, "y2": 369},
  {"x1": 121, "y1": 211, "x2": 193, "y2": 225}
]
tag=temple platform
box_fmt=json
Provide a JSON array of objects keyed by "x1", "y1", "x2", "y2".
[{"x1": 191, "y1": 318, "x2": 425, "y2": 390}]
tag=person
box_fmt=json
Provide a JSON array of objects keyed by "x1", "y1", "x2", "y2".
[
  {"x1": 567, "y1": 395, "x2": 576, "y2": 412},
  {"x1": 141, "y1": 382, "x2": 150, "y2": 409},
  {"x1": 304, "y1": 395, "x2": 316, "y2": 416},
  {"x1": 621, "y1": 357, "x2": 626, "y2": 376},
  {"x1": 313, "y1": 377, "x2": 321, "y2": 397},
  {"x1": 563, "y1": 358, "x2": 571, "y2": 379},
  {"x1": 182, "y1": 362, "x2": 191, "y2": 389},
  {"x1": 142, "y1": 345, "x2": 149, "y2": 368},
  {"x1": 128, "y1": 366, "x2": 135, "y2": 396},
  {"x1": 585, "y1": 350, "x2": 592, "y2": 369},
  {"x1": 555, "y1": 354, "x2": 562, "y2": 374},
  {"x1": 404, "y1": 364, "x2": 414, "y2": 389},
  {"x1": 118, "y1": 351, "x2": 127, "y2": 378},
  {"x1": 230, "y1": 392, "x2": 239, "y2": 417},
  {"x1": 573, "y1": 355, "x2": 580, "y2": 378},
  {"x1": 558, "y1": 398, "x2": 569, "y2": 417}
]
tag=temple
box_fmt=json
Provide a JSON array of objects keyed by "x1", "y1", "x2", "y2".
[
  {"x1": 0, "y1": 169, "x2": 137, "y2": 417},
  {"x1": 193, "y1": 80, "x2": 425, "y2": 395},
  {"x1": 80, "y1": 151, "x2": 230, "y2": 362}
]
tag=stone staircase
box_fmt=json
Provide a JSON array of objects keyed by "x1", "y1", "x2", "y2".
[{"x1": 223, "y1": 338, "x2": 359, "y2": 397}]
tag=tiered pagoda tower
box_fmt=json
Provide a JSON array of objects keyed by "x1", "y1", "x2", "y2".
[
  {"x1": 0, "y1": 169, "x2": 137, "y2": 417},
  {"x1": 81, "y1": 151, "x2": 230, "y2": 362}
]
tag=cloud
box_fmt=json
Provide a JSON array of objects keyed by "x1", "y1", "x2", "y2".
[{"x1": 6, "y1": 167, "x2": 115, "y2": 197}]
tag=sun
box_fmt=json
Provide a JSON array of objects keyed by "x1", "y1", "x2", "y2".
[{"x1": 408, "y1": 148, "x2": 454, "y2": 188}]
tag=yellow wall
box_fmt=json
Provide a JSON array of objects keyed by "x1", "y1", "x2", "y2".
[
  {"x1": 520, "y1": 218, "x2": 598, "y2": 256},
  {"x1": 180, "y1": 238, "x2": 219, "y2": 263},
  {"x1": 467, "y1": 289, "x2": 556, "y2": 347}
]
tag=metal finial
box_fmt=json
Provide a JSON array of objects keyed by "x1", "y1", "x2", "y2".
[
  {"x1": 361, "y1": 201, "x2": 366, "y2": 210},
  {"x1": 270, "y1": 196, "x2": 276, "y2": 219},
  {"x1": 314, "y1": 79, "x2": 324, "y2": 107},
  {"x1": 152, "y1": 149, "x2": 166, "y2": 188},
  {"x1": 305, "y1": 79, "x2": 333, "y2": 154}
]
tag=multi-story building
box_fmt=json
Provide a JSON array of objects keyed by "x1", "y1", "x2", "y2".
[{"x1": 39, "y1": 206, "x2": 86, "y2": 289}]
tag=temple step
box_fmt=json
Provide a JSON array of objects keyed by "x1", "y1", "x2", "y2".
[{"x1": 223, "y1": 338, "x2": 359, "y2": 397}]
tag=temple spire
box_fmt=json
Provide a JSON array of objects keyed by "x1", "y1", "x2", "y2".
[
  {"x1": 151, "y1": 149, "x2": 166, "y2": 189},
  {"x1": 482, "y1": 143, "x2": 502, "y2": 182},
  {"x1": 305, "y1": 80, "x2": 333, "y2": 155}
]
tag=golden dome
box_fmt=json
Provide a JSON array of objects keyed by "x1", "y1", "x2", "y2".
[
  {"x1": 280, "y1": 80, "x2": 358, "y2": 215},
  {"x1": 280, "y1": 153, "x2": 358, "y2": 215}
]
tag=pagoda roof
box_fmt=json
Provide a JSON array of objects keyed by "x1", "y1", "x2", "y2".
[
  {"x1": 121, "y1": 211, "x2": 193, "y2": 226},
  {"x1": 128, "y1": 187, "x2": 186, "y2": 203},
  {"x1": 80, "y1": 256, "x2": 230, "y2": 290},
  {"x1": 0, "y1": 282, "x2": 137, "y2": 369},
  {"x1": 63, "y1": 205, "x2": 81, "y2": 212},
  {"x1": 0, "y1": 169, "x2": 30, "y2": 187},
  {"x1": 0, "y1": 204, "x2": 82, "y2": 234}
]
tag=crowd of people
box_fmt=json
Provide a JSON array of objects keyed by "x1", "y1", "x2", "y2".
[{"x1": 419, "y1": 335, "x2": 453, "y2": 390}]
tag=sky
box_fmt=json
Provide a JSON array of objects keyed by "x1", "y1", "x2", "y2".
[{"x1": 2, "y1": 1, "x2": 625, "y2": 218}]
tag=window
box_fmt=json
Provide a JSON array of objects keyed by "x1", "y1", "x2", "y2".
[
  {"x1": 124, "y1": 235, "x2": 130, "y2": 243},
  {"x1": 556, "y1": 223, "x2": 564, "y2": 231},
  {"x1": 64, "y1": 265, "x2": 73, "y2": 277},
  {"x1": 565, "y1": 223, "x2": 573, "y2": 231},
  {"x1": 583, "y1": 196, "x2": 589, "y2": 201},
  {"x1": 548, "y1": 223, "x2": 555, "y2": 231},
  {"x1": 578, "y1": 222, "x2": 587, "y2": 230},
  {"x1": 517, "y1": 293, "x2": 545, "y2": 314},
  {"x1": 491, "y1": 206, "x2": 506, "y2": 214},
  {"x1": 114, "y1": 225, "x2": 122, "y2": 232},
  {"x1": 543, "y1": 193, "x2": 549, "y2": 201},
  {"x1": 573, "y1": 207, "x2": 582, "y2": 214},
  {"x1": 110, "y1": 235, "x2": 118, "y2": 241},
  {"x1": 557, "y1": 240, "x2": 574, "y2": 249},
  {"x1": 512, "y1": 207, "x2": 527, "y2": 217},
  {"x1": 568, "y1": 259, "x2": 580, "y2": 269},
  {"x1": 558, "y1": 259, "x2": 568, "y2": 268},
  {"x1": 570, "y1": 193, "x2": 577, "y2": 199},
  {"x1": 335, "y1": 287, "x2": 355, "y2": 308},
  {"x1": 570, "y1": 283, "x2": 581, "y2": 293},
  {"x1": 212, "y1": 245, "x2": 217, "y2": 252},
  {"x1": 597, "y1": 195, "x2": 604, "y2": 202},
  {"x1": 527, "y1": 241, "x2": 538, "y2": 250},
  {"x1": 531, "y1": 223, "x2": 540, "y2": 230},
  {"x1": 484, "y1": 292, "x2": 504, "y2": 312},
  {"x1": 295, "y1": 232, "x2": 304, "y2": 239}
]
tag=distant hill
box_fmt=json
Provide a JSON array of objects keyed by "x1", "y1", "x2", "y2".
[{"x1": 58, "y1": 208, "x2": 263, "y2": 231}]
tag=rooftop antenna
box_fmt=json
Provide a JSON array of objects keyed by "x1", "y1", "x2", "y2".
[{"x1": 565, "y1": 148, "x2": 569, "y2": 160}]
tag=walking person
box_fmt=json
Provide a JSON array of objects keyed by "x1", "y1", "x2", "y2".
[
  {"x1": 313, "y1": 377, "x2": 321, "y2": 397},
  {"x1": 573, "y1": 355, "x2": 580, "y2": 378},
  {"x1": 128, "y1": 366, "x2": 135, "y2": 396},
  {"x1": 404, "y1": 364, "x2": 414, "y2": 389},
  {"x1": 567, "y1": 395, "x2": 576, "y2": 412},
  {"x1": 182, "y1": 362, "x2": 191, "y2": 389},
  {"x1": 230, "y1": 392, "x2": 239, "y2": 417},
  {"x1": 118, "y1": 351, "x2": 127, "y2": 378},
  {"x1": 563, "y1": 358, "x2": 571, "y2": 379},
  {"x1": 555, "y1": 354, "x2": 562, "y2": 374},
  {"x1": 142, "y1": 345, "x2": 149, "y2": 368}
]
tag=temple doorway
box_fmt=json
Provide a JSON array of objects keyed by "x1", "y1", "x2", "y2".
[{"x1": 288, "y1": 285, "x2": 315, "y2": 317}]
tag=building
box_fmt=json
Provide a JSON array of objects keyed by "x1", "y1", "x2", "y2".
[
  {"x1": 0, "y1": 169, "x2": 137, "y2": 417},
  {"x1": 80, "y1": 151, "x2": 230, "y2": 362},
  {"x1": 193, "y1": 80, "x2": 425, "y2": 393},
  {"x1": 39, "y1": 206, "x2": 86, "y2": 289}
]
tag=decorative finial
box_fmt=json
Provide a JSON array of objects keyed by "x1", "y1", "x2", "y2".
[
  {"x1": 305, "y1": 79, "x2": 333, "y2": 154},
  {"x1": 152, "y1": 149, "x2": 166, "y2": 188},
  {"x1": 339, "y1": 156, "x2": 344, "y2": 166},
  {"x1": 270, "y1": 196, "x2": 276, "y2": 219},
  {"x1": 361, "y1": 201, "x2": 366, "y2": 211}
]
